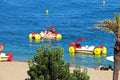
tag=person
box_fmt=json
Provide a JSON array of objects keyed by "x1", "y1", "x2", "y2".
[
  {"x1": 0, "y1": 44, "x2": 4, "y2": 54},
  {"x1": 46, "y1": 30, "x2": 52, "y2": 37},
  {"x1": 75, "y1": 44, "x2": 82, "y2": 48},
  {"x1": 107, "y1": 65, "x2": 113, "y2": 71},
  {"x1": 43, "y1": 30, "x2": 51, "y2": 38},
  {"x1": 95, "y1": 65, "x2": 104, "y2": 70},
  {"x1": 95, "y1": 65, "x2": 113, "y2": 71}
]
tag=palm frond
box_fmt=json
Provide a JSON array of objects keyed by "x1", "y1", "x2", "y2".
[
  {"x1": 95, "y1": 20, "x2": 117, "y2": 33},
  {"x1": 94, "y1": 12, "x2": 120, "y2": 36},
  {"x1": 114, "y1": 12, "x2": 120, "y2": 24}
]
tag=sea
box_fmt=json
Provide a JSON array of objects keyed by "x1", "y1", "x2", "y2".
[{"x1": 0, "y1": 0, "x2": 120, "y2": 68}]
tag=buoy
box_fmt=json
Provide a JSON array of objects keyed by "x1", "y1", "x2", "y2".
[
  {"x1": 69, "y1": 46, "x2": 75, "y2": 53},
  {"x1": 56, "y1": 34, "x2": 62, "y2": 40},
  {"x1": 102, "y1": 1, "x2": 106, "y2": 4},
  {"x1": 93, "y1": 47, "x2": 101, "y2": 55},
  {"x1": 46, "y1": 10, "x2": 48, "y2": 15}
]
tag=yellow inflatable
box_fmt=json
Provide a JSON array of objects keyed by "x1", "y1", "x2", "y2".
[
  {"x1": 29, "y1": 33, "x2": 33, "y2": 39},
  {"x1": 56, "y1": 34, "x2": 62, "y2": 40},
  {"x1": 69, "y1": 46, "x2": 75, "y2": 53},
  {"x1": 93, "y1": 47, "x2": 101, "y2": 55},
  {"x1": 101, "y1": 46, "x2": 107, "y2": 55},
  {"x1": 35, "y1": 34, "x2": 41, "y2": 40}
]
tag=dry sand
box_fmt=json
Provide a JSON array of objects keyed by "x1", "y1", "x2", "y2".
[{"x1": 0, "y1": 61, "x2": 120, "y2": 80}]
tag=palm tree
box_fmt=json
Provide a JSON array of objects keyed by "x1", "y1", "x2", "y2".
[{"x1": 95, "y1": 12, "x2": 120, "y2": 80}]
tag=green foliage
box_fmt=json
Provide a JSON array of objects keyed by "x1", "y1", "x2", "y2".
[
  {"x1": 114, "y1": 12, "x2": 120, "y2": 25},
  {"x1": 71, "y1": 65, "x2": 90, "y2": 80},
  {"x1": 27, "y1": 44, "x2": 90, "y2": 80},
  {"x1": 95, "y1": 12, "x2": 120, "y2": 35}
]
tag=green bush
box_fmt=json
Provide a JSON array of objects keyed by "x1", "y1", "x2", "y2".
[
  {"x1": 27, "y1": 44, "x2": 90, "y2": 80},
  {"x1": 71, "y1": 65, "x2": 90, "y2": 80}
]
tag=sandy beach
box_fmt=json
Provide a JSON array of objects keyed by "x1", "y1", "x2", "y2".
[{"x1": 0, "y1": 61, "x2": 120, "y2": 80}]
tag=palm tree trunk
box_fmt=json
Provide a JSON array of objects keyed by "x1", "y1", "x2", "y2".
[
  {"x1": 113, "y1": 43, "x2": 120, "y2": 80},
  {"x1": 113, "y1": 24, "x2": 120, "y2": 80}
]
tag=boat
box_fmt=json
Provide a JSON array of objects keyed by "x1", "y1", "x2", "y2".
[
  {"x1": 28, "y1": 26, "x2": 62, "y2": 42},
  {"x1": 68, "y1": 38, "x2": 107, "y2": 55},
  {"x1": 0, "y1": 44, "x2": 13, "y2": 62}
]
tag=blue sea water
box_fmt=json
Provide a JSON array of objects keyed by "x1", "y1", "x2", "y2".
[{"x1": 0, "y1": 0, "x2": 120, "y2": 68}]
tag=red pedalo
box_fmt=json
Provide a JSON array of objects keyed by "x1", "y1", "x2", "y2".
[{"x1": 6, "y1": 52, "x2": 13, "y2": 62}]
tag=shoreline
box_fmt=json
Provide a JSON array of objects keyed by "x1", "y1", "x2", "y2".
[{"x1": 0, "y1": 61, "x2": 119, "y2": 80}]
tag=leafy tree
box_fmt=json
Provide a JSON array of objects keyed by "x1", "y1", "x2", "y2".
[
  {"x1": 71, "y1": 65, "x2": 90, "y2": 80},
  {"x1": 27, "y1": 44, "x2": 90, "y2": 80},
  {"x1": 95, "y1": 12, "x2": 120, "y2": 80}
]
